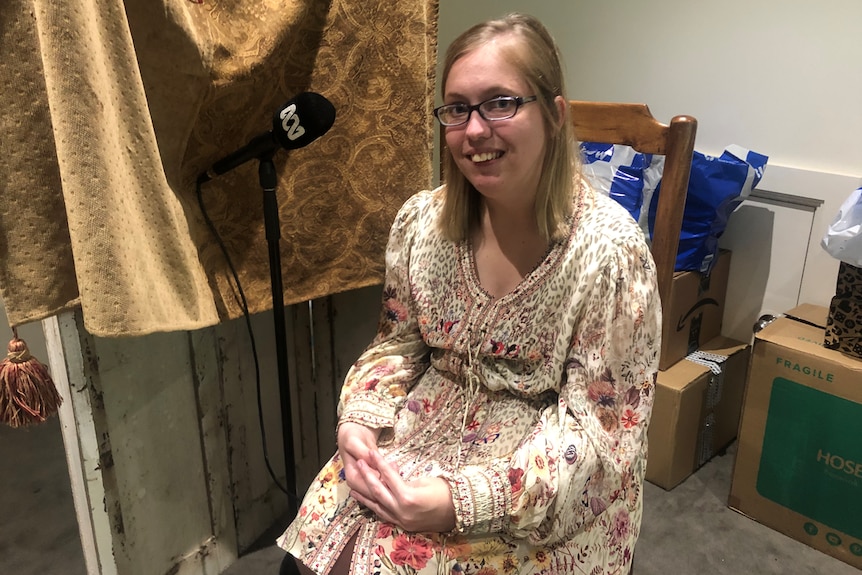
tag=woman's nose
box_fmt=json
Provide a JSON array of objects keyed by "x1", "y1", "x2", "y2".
[{"x1": 464, "y1": 110, "x2": 491, "y2": 138}]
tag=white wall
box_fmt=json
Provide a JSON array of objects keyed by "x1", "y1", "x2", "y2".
[{"x1": 438, "y1": 0, "x2": 862, "y2": 177}]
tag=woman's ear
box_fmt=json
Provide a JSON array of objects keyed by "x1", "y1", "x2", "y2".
[{"x1": 553, "y1": 96, "x2": 567, "y2": 129}]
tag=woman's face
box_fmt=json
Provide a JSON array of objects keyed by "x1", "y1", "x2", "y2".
[{"x1": 443, "y1": 39, "x2": 549, "y2": 207}]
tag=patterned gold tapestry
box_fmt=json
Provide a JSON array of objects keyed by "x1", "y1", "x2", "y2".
[{"x1": 0, "y1": 0, "x2": 437, "y2": 336}]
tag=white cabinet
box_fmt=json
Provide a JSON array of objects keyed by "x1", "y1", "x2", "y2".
[
  {"x1": 719, "y1": 197, "x2": 816, "y2": 343},
  {"x1": 719, "y1": 165, "x2": 858, "y2": 343}
]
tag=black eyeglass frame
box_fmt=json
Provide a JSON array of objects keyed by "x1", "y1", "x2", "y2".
[{"x1": 433, "y1": 95, "x2": 538, "y2": 127}]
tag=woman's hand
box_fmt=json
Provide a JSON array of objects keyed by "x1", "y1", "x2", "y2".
[
  {"x1": 349, "y1": 449, "x2": 456, "y2": 533},
  {"x1": 337, "y1": 421, "x2": 381, "y2": 498}
]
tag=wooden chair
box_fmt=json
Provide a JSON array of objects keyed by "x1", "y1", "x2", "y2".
[{"x1": 570, "y1": 101, "x2": 697, "y2": 313}]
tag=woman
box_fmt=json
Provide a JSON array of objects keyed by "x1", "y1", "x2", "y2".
[{"x1": 278, "y1": 12, "x2": 660, "y2": 575}]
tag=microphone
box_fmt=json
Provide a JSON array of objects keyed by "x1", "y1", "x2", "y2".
[{"x1": 198, "y1": 92, "x2": 336, "y2": 183}]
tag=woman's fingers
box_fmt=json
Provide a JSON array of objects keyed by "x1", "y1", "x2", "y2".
[
  {"x1": 352, "y1": 458, "x2": 401, "y2": 522},
  {"x1": 367, "y1": 449, "x2": 406, "y2": 491},
  {"x1": 349, "y1": 452, "x2": 455, "y2": 532},
  {"x1": 355, "y1": 452, "x2": 424, "y2": 530},
  {"x1": 358, "y1": 457, "x2": 398, "y2": 504},
  {"x1": 338, "y1": 424, "x2": 382, "y2": 496},
  {"x1": 350, "y1": 486, "x2": 398, "y2": 525}
]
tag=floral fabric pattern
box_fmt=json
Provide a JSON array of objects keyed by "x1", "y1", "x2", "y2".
[{"x1": 278, "y1": 183, "x2": 661, "y2": 574}]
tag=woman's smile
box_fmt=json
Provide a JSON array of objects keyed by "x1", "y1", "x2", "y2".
[{"x1": 470, "y1": 151, "x2": 503, "y2": 163}]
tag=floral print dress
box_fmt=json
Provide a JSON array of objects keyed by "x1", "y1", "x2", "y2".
[{"x1": 278, "y1": 182, "x2": 661, "y2": 575}]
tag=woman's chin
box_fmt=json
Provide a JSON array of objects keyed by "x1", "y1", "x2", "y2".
[{"x1": 466, "y1": 175, "x2": 503, "y2": 195}]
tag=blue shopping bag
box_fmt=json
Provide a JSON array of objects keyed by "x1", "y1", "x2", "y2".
[
  {"x1": 648, "y1": 145, "x2": 768, "y2": 274},
  {"x1": 581, "y1": 141, "x2": 768, "y2": 275}
]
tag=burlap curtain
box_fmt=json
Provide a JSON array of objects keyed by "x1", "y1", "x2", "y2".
[{"x1": 0, "y1": 0, "x2": 437, "y2": 337}]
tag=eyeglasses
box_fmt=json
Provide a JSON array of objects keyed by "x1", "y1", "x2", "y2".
[{"x1": 433, "y1": 95, "x2": 538, "y2": 126}]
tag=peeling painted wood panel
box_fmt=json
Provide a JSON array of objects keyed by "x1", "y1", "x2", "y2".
[
  {"x1": 43, "y1": 291, "x2": 378, "y2": 575},
  {"x1": 89, "y1": 322, "x2": 214, "y2": 575},
  {"x1": 188, "y1": 327, "x2": 238, "y2": 571},
  {"x1": 214, "y1": 312, "x2": 291, "y2": 551},
  {"x1": 47, "y1": 309, "x2": 254, "y2": 575},
  {"x1": 45, "y1": 311, "x2": 116, "y2": 575}
]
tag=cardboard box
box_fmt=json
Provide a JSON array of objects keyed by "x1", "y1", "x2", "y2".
[
  {"x1": 646, "y1": 335, "x2": 750, "y2": 490},
  {"x1": 659, "y1": 250, "x2": 731, "y2": 370},
  {"x1": 728, "y1": 304, "x2": 862, "y2": 570}
]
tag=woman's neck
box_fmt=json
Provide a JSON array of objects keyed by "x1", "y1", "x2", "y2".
[
  {"x1": 471, "y1": 200, "x2": 550, "y2": 299},
  {"x1": 477, "y1": 197, "x2": 543, "y2": 244}
]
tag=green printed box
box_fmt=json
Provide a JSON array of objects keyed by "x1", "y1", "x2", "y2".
[
  {"x1": 757, "y1": 378, "x2": 862, "y2": 540},
  {"x1": 729, "y1": 305, "x2": 862, "y2": 570}
]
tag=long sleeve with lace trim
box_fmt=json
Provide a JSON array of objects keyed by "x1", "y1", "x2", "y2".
[{"x1": 337, "y1": 193, "x2": 431, "y2": 431}]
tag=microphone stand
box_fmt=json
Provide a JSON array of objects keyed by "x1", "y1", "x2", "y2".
[{"x1": 259, "y1": 154, "x2": 298, "y2": 519}]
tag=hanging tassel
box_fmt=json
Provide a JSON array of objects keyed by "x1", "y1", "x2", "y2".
[{"x1": 0, "y1": 327, "x2": 63, "y2": 428}]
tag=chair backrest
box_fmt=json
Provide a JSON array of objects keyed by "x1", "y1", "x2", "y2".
[{"x1": 570, "y1": 101, "x2": 697, "y2": 312}]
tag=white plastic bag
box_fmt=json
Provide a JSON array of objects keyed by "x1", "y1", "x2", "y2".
[{"x1": 821, "y1": 186, "x2": 862, "y2": 266}]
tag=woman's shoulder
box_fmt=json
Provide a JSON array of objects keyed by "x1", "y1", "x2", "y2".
[
  {"x1": 570, "y1": 183, "x2": 651, "y2": 263},
  {"x1": 392, "y1": 186, "x2": 444, "y2": 230},
  {"x1": 580, "y1": 185, "x2": 647, "y2": 243}
]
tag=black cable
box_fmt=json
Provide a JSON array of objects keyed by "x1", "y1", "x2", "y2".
[{"x1": 195, "y1": 176, "x2": 300, "y2": 505}]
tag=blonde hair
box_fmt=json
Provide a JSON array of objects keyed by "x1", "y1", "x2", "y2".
[{"x1": 438, "y1": 13, "x2": 579, "y2": 243}]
